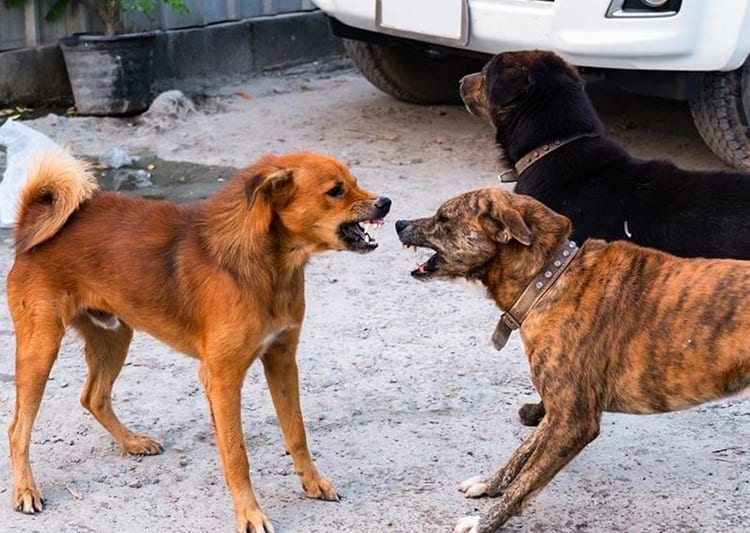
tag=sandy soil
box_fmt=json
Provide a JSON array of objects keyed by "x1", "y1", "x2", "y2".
[{"x1": 0, "y1": 60, "x2": 747, "y2": 533}]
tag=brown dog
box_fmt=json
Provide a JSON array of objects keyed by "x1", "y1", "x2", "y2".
[
  {"x1": 395, "y1": 189, "x2": 749, "y2": 533},
  {"x1": 7, "y1": 150, "x2": 390, "y2": 532}
]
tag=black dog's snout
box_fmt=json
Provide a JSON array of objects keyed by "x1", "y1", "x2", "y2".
[
  {"x1": 374, "y1": 197, "x2": 392, "y2": 216},
  {"x1": 395, "y1": 220, "x2": 409, "y2": 234}
]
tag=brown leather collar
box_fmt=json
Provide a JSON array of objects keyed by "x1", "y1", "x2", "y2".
[
  {"x1": 498, "y1": 133, "x2": 600, "y2": 183},
  {"x1": 492, "y1": 239, "x2": 580, "y2": 350}
]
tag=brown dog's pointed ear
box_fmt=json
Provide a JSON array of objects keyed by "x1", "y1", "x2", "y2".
[
  {"x1": 478, "y1": 198, "x2": 533, "y2": 246},
  {"x1": 244, "y1": 169, "x2": 293, "y2": 208}
]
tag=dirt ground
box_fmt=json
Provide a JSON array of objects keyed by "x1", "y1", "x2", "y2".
[{"x1": 0, "y1": 59, "x2": 747, "y2": 533}]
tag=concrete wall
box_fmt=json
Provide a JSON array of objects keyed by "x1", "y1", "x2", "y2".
[
  {"x1": 0, "y1": 10, "x2": 344, "y2": 107},
  {"x1": 0, "y1": 0, "x2": 317, "y2": 51}
]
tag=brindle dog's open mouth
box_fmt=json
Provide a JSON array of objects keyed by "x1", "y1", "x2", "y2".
[
  {"x1": 403, "y1": 244, "x2": 440, "y2": 280},
  {"x1": 339, "y1": 218, "x2": 384, "y2": 253},
  {"x1": 413, "y1": 251, "x2": 440, "y2": 279}
]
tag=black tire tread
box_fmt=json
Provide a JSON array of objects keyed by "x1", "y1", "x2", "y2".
[
  {"x1": 343, "y1": 39, "x2": 484, "y2": 105},
  {"x1": 343, "y1": 39, "x2": 427, "y2": 104},
  {"x1": 689, "y1": 62, "x2": 750, "y2": 170}
]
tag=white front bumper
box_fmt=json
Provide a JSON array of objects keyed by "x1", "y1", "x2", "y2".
[{"x1": 313, "y1": 0, "x2": 750, "y2": 71}]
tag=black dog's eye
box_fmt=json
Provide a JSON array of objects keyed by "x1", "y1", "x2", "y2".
[{"x1": 327, "y1": 183, "x2": 344, "y2": 198}]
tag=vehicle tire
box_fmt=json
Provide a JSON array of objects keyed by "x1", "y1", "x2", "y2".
[
  {"x1": 689, "y1": 58, "x2": 750, "y2": 170},
  {"x1": 343, "y1": 39, "x2": 485, "y2": 105}
]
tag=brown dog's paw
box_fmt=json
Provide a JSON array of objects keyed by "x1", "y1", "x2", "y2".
[
  {"x1": 458, "y1": 475, "x2": 489, "y2": 498},
  {"x1": 121, "y1": 433, "x2": 164, "y2": 456},
  {"x1": 454, "y1": 515, "x2": 480, "y2": 533},
  {"x1": 302, "y1": 476, "x2": 339, "y2": 501},
  {"x1": 518, "y1": 402, "x2": 545, "y2": 426},
  {"x1": 236, "y1": 507, "x2": 275, "y2": 533},
  {"x1": 13, "y1": 484, "x2": 44, "y2": 514}
]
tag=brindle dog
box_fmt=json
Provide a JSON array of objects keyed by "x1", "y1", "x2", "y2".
[{"x1": 395, "y1": 189, "x2": 750, "y2": 533}]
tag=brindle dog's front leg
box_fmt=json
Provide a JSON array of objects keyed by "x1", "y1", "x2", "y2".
[
  {"x1": 458, "y1": 424, "x2": 545, "y2": 498},
  {"x1": 455, "y1": 414, "x2": 600, "y2": 533},
  {"x1": 262, "y1": 329, "x2": 338, "y2": 501}
]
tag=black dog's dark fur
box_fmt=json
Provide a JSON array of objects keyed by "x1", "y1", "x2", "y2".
[
  {"x1": 462, "y1": 50, "x2": 750, "y2": 427},
  {"x1": 472, "y1": 50, "x2": 750, "y2": 259}
]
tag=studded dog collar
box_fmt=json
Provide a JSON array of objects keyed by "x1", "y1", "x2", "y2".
[
  {"x1": 497, "y1": 133, "x2": 600, "y2": 183},
  {"x1": 492, "y1": 239, "x2": 580, "y2": 350}
]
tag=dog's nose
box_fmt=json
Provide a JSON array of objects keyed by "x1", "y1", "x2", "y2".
[
  {"x1": 374, "y1": 197, "x2": 392, "y2": 215},
  {"x1": 395, "y1": 220, "x2": 409, "y2": 234}
]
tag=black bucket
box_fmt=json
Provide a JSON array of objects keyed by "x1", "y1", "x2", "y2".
[{"x1": 60, "y1": 33, "x2": 157, "y2": 116}]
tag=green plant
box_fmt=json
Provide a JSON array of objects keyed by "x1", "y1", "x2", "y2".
[{"x1": 3, "y1": 0, "x2": 189, "y2": 36}]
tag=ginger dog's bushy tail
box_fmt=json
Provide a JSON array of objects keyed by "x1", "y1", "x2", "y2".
[{"x1": 14, "y1": 150, "x2": 97, "y2": 254}]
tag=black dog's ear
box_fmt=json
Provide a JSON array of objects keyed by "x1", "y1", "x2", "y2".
[
  {"x1": 539, "y1": 54, "x2": 584, "y2": 89},
  {"x1": 486, "y1": 63, "x2": 531, "y2": 108},
  {"x1": 244, "y1": 169, "x2": 294, "y2": 208},
  {"x1": 477, "y1": 197, "x2": 533, "y2": 246}
]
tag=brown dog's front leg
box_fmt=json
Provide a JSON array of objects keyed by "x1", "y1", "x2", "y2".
[
  {"x1": 199, "y1": 362, "x2": 274, "y2": 533},
  {"x1": 518, "y1": 401, "x2": 545, "y2": 426},
  {"x1": 262, "y1": 330, "x2": 338, "y2": 501},
  {"x1": 458, "y1": 418, "x2": 600, "y2": 533}
]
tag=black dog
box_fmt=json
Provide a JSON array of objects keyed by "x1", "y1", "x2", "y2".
[{"x1": 460, "y1": 50, "x2": 750, "y2": 427}]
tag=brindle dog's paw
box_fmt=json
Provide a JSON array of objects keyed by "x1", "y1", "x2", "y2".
[
  {"x1": 518, "y1": 402, "x2": 545, "y2": 426},
  {"x1": 458, "y1": 475, "x2": 488, "y2": 498},
  {"x1": 13, "y1": 484, "x2": 44, "y2": 514},
  {"x1": 454, "y1": 515, "x2": 480, "y2": 533}
]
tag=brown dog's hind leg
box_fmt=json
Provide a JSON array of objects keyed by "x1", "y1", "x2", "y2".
[
  {"x1": 8, "y1": 307, "x2": 65, "y2": 514},
  {"x1": 518, "y1": 401, "x2": 545, "y2": 427},
  {"x1": 262, "y1": 330, "x2": 338, "y2": 501},
  {"x1": 73, "y1": 315, "x2": 163, "y2": 456}
]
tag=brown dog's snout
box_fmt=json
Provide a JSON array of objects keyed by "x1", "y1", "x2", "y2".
[
  {"x1": 374, "y1": 197, "x2": 392, "y2": 218},
  {"x1": 395, "y1": 219, "x2": 409, "y2": 235}
]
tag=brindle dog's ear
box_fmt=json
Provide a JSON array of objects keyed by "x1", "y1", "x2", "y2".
[
  {"x1": 244, "y1": 169, "x2": 294, "y2": 208},
  {"x1": 478, "y1": 198, "x2": 533, "y2": 246}
]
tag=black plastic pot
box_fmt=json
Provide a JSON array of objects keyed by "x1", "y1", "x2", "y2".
[{"x1": 59, "y1": 32, "x2": 157, "y2": 116}]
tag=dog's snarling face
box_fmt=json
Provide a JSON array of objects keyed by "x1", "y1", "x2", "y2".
[
  {"x1": 459, "y1": 50, "x2": 583, "y2": 126},
  {"x1": 395, "y1": 189, "x2": 533, "y2": 281},
  {"x1": 245, "y1": 152, "x2": 391, "y2": 254}
]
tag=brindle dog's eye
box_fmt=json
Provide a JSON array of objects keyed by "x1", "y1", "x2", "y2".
[
  {"x1": 437, "y1": 213, "x2": 449, "y2": 224},
  {"x1": 326, "y1": 184, "x2": 344, "y2": 198}
]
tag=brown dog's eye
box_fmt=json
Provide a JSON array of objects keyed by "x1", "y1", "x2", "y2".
[{"x1": 326, "y1": 184, "x2": 345, "y2": 198}]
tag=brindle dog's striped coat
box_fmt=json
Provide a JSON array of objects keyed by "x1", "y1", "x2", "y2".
[{"x1": 396, "y1": 188, "x2": 749, "y2": 533}]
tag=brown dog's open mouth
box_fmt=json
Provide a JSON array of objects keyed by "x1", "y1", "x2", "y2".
[{"x1": 339, "y1": 218, "x2": 384, "y2": 253}]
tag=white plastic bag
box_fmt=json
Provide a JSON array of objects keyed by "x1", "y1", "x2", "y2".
[{"x1": 0, "y1": 119, "x2": 61, "y2": 228}]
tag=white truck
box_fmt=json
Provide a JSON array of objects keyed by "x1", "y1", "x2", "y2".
[{"x1": 312, "y1": 0, "x2": 750, "y2": 170}]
